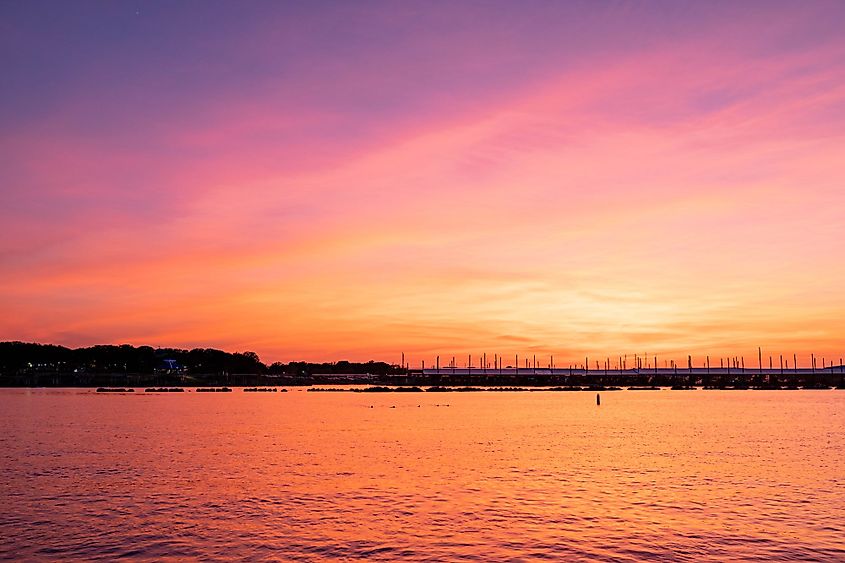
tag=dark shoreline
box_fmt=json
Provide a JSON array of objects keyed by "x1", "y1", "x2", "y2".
[
  {"x1": 61, "y1": 384, "x2": 845, "y2": 393},
  {"x1": 5, "y1": 373, "x2": 845, "y2": 390},
  {"x1": 3, "y1": 341, "x2": 844, "y2": 389}
]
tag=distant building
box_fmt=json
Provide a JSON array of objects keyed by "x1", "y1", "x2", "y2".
[{"x1": 155, "y1": 358, "x2": 185, "y2": 374}]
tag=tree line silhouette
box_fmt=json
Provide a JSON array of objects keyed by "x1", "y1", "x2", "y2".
[{"x1": 0, "y1": 341, "x2": 400, "y2": 386}]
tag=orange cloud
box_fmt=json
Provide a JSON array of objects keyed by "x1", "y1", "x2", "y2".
[{"x1": 2, "y1": 13, "x2": 844, "y2": 364}]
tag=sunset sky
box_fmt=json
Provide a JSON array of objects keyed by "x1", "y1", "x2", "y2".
[{"x1": 1, "y1": 1, "x2": 844, "y2": 364}]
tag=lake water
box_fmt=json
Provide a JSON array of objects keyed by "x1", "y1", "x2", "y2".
[{"x1": 1, "y1": 388, "x2": 843, "y2": 561}]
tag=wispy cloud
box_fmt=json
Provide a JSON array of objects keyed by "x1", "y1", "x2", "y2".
[{"x1": 1, "y1": 2, "x2": 844, "y2": 362}]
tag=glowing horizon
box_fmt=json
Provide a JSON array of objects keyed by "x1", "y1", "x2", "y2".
[{"x1": 2, "y1": 2, "x2": 844, "y2": 363}]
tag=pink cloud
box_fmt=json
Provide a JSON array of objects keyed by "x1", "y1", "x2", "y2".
[{"x1": 2, "y1": 8, "x2": 845, "y2": 362}]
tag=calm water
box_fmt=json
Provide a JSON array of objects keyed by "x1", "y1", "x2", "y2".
[{"x1": 1, "y1": 389, "x2": 843, "y2": 561}]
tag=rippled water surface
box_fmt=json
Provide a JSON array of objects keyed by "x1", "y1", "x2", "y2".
[{"x1": 1, "y1": 389, "x2": 843, "y2": 561}]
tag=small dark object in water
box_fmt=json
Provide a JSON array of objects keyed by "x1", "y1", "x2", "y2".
[
  {"x1": 596, "y1": 393, "x2": 601, "y2": 406},
  {"x1": 357, "y1": 386, "x2": 393, "y2": 393},
  {"x1": 96, "y1": 388, "x2": 134, "y2": 393},
  {"x1": 353, "y1": 386, "x2": 424, "y2": 393},
  {"x1": 426, "y1": 386, "x2": 485, "y2": 392}
]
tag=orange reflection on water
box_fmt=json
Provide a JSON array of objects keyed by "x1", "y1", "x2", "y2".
[{"x1": 0, "y1": 389, "x2": 843, "y2": 560}]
